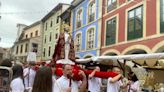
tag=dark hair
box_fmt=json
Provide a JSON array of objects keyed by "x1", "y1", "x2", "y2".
[
  {"x1": 12, "y1": 64, "x2": 23, "y2": 80},
  {"x1": 32, "y1": 67, "x2": 52, "y2": 92},
  {"x1": 129, "y1": 72, "x2": 138, "y2": 82},
  {"x1": 29, "y1": 61, "x2": 36, "y2": 66},
  {"x1": 0, "y1": 59, "x2": 12, "y2": 67},
  {"x1": 50, "y1": 64, "x2": 55, "y2": 68}
]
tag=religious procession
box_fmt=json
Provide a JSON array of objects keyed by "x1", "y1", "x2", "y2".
[{"x1": 0, "y1": 0, "x2": 164, "y2": 92}]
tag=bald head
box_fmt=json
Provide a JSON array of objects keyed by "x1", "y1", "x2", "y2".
[{"x1": 95, "y1": 66, "x2": 100, "y2": 72}]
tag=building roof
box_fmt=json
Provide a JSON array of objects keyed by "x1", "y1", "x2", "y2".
[
  {"x1": 23, "y1": 21, "x2": 41, "y2": 30},
  {"x1": 41, "y1": 3, "x2": 70, "y2": 22},
  {"x1": 71, "y1": 0, "x2": 84, "y2": 8},
  {"x1": 17, "y1": 23, "x2": 27, "y2": 27},
  {"x1": 60, "y1": 0, "x2": 84, "y2": 21},
  {"x1": 60, "y1": 6, "x2": 72, "y2": 20}
]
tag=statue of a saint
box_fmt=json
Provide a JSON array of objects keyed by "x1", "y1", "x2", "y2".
[{"x1": 52, "y1": 26, "x2": 75, "y2": 65}]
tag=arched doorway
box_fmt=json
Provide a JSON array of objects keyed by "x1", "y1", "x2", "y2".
[
  {"x1": 125, "y1": 49, "x2": 147, "y2": 55},
  {"x1": 105, "y1": 53, "x2": 117, "y2": 56},
  {"x1": 75, "y1": 57, "x2": 80, "y2": 59},
  {"x1": 84, "y1": 55, "x2": 92, "y2": 59},
  {"x1": 154, "y1": 46, "x2": 164, "y2": 53}
]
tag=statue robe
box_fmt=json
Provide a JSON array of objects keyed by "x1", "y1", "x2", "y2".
[{"x1": 52, "y1": 33, "x2": 75, "y2": 64}]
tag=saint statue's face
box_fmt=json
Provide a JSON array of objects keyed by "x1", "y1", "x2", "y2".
[{"x1": 64, "y1": 28, "x2": 69, "y2": 33}]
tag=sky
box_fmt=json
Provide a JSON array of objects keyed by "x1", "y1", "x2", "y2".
[{"x1": 0, "y1": 0, "x2": 72, "y2": 48}]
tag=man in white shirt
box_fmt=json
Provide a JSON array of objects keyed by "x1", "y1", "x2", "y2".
[
  {"x1": 56, "y1": 64, "x2": 87, "y2": 92},
  {"x1": 107, "y1": 67, "x2": 123, "y2": 92},
  {"x1": 23, "y1": 61, "x2": 36, "y2": 91},
  {"x1": 88, "y1": 66, "x2": 102, "y2": 92}
]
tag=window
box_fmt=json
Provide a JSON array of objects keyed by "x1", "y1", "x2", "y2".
[
  {"x1": 88, "y1": 1, "x2": 96, "y2": 23},
  {"x1": 32, "y1": 43, "x2": 38, "y2": 53},
  {"x1": 45, "y1": 23, "x2": 47, "y2": 31},
  {"x1": 44, "y1": 35, "x2": 47, "y2": 43},
  {"x1": 76, "y1": 9, "x2": 82, "y2": 28},
  {"x1": 49, "y1": 32, "x2": 52, "y2": 42},
  {"x1": 35, "y1": 30, "x2": 38, "y2": 36},
  {"x1": 25, "y1": 34, "x2": 28, "y2": 39},
  {"x1": 43, "y1": 48, "x2": 46, "y2": 57},
  {"x1": 87, "y1": 28, "x2": 94, "y2": 49},
  {"x1": 25, "y1": 43, "x2": 28, "y2": 52},
  {"x1": 30, "y1": 33, "x2": 33, "y2": 37},
  {"x1": 50, "y1": 20, "x2": 53, "y2": 27},
  {"x1": 55, "y1": 33, "x2": 58, "y2": 39},
  {"x1": 160, "y1": 0, "x2": 164, "y2": 33},
  {"x1": 48, "y1": 46, "x2": 51, "y2": 57},
  {"x1": 16, "y1": 46, "x2": 19, "y2": 54},
  {"x1": 76, "y1": 34, "x2": 81, "y2": 51},
  {"x1": 128, "y1": 6, "x2": 143, "y2": 40},
  {"x1": 106, "y1": 17, "x2": 116, "y2": 45},
  {"x1": 56, "y1": 16, "x2": 59, "y2": 24},
  {"x1": 107, "y1": 0, "x2": 117, "y2": 12},
  {"x1": 20, "y1": 45, "x2": 23, "y2": 53}
]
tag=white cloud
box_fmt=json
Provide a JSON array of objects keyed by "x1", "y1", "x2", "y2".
[{"x1": 0, "y1": 0, "x2": 73, "y2": 48}]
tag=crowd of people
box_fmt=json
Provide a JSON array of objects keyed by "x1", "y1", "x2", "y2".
[{"x1": 0, "y1": 59, "x2": 141, "y2": 92}]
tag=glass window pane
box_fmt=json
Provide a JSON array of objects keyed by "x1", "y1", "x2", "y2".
[
  {"x1": 106, "y1": 17, "x2": 116, "y2": 45},
  {"x1": 128, "y1": 19, "x2": 134, "y2": 32},
  {"x1": 128, "y1": 6, "x2": 143, "y2": 40},
  {"x1": 108, "y1": 0, "x2": 112, "y2": 6},
  {"x1": 129, "y1": 11, "x2": 134, "y2": 18}
]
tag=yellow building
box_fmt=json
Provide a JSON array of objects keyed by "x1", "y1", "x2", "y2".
[
  {"x1": 14, "y1": 21, "x2": 42, "y2": 62},
  {"x1": 41, "y1": 3, "x2": 70, "y2": 61}
]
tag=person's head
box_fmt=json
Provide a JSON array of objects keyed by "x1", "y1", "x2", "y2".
[
  {"x1": 0, "y1": 59, "x2": 12, "y2": 67},
  {"x1": 128, "y1": 72, "x2": 138, "y2": 82},
  {"x1": 95, "y1": 66, "x2": 100, "y2": 72},
  {"x1": 12, "y1": 64, "x2": 23, "y2": 79},
  {"x1": 32, "y1": 66, "x2": 52, "y2": 92},
  {"x1": 28, "y1": 61, "x2": 36, "y2": 66},
  {"x1": 112, "y1": 66, "x2": 121, "y2": 74},
  {"x1": 62, "y1": 64, "x2": 73, "y2": 77},
  {"x1": 50, "y1": 64, "x2": 56, "y2": 74}
]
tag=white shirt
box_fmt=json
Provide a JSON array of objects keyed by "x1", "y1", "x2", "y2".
[
  {"x1": 23, "y1": 67, "x2": 36, "y2": 88},
  {"x1": 10, "y1": 77, "x2": 24, "y2": 92},
  {"x1": 88, "y1": 77, "x2": 101, "y2": 92},
  {"x1": 107, "y1": 77, "x2": 122, "y2": 92},
  {"x1": 56, "y1": 76, "x2": 79, "y2": 92},
  {"x1": 130, "y1": 81, "x2": 140, "y2": 92},
  {"x1": 53, "y1": 76, "x2": 61, "y2": 92}
]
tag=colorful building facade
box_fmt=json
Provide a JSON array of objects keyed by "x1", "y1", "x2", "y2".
[
  {"x1": 100, "y1": 0, "x2": 164, "y2": 56},
  {"x1": 14, "y1": 21, "x2": 42, "y2": 62},
  {"x1": 71, "y1": 0, "x2": 103, "y2": 59},
  {"x1": 41, "y1": 3, "x2": 70, "y2": 61}
]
